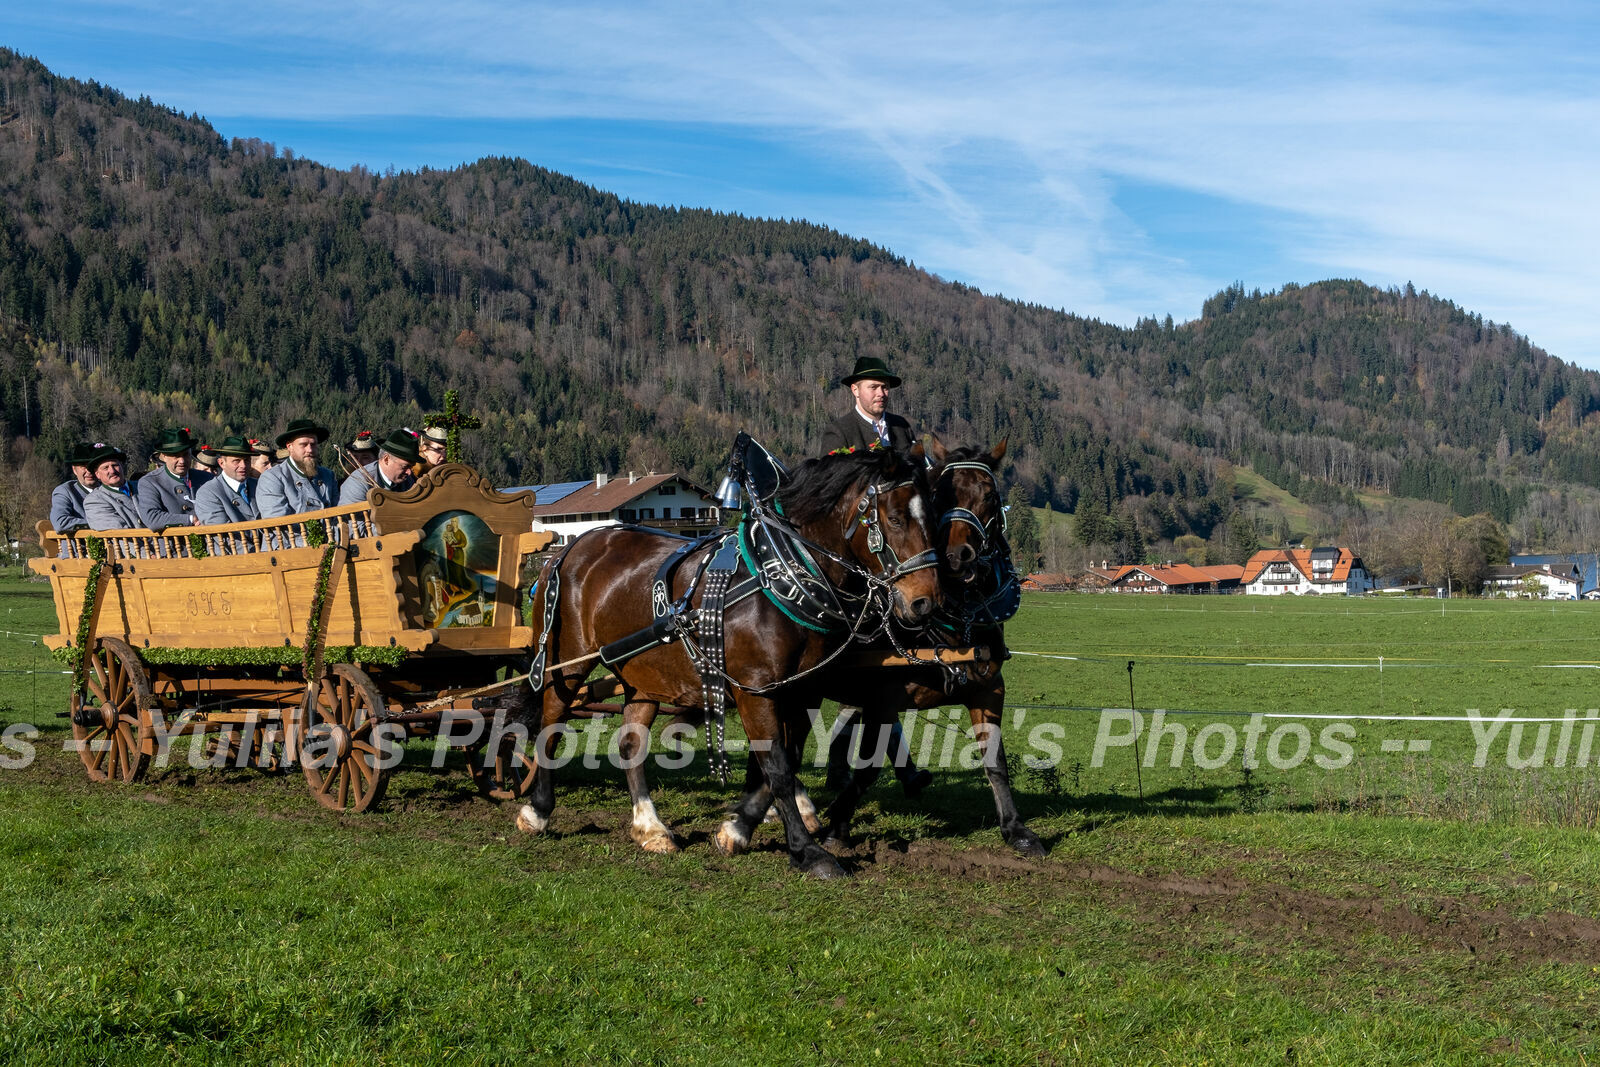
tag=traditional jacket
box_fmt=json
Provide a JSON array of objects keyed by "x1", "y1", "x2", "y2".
[
  {"x1": 819, "y1": 409, "x2": 915, "y2": 455},
  {"x1": 83, "y1": 484, "x2": 145, "y2": 531},
  {"x1": 194, "y1": 474, "x2": 260, "y2": 525},
  {"x1": 137, "y1": 467, "x2": 212, "y2": 532},
  {"x1": 255, "y1": 461, "x2": 338, "y2": 519},
  {"x1": 337, "y1": 461, "x2": 414, "y2": 507},
  {"x1": 50, "y1": 481, "x2": 91, "y2": 533}
]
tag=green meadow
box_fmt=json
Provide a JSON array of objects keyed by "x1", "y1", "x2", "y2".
[{"x1": 3, "y1": 577, "x2": 1600, "y2": 1064}]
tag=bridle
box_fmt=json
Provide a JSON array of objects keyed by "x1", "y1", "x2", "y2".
[
  {"x1": 846, "y1": 477, "x2": 941, "y2": 586},
  {"x1": 935, "y1": 460, "x2": 1006, "y2": 571}
]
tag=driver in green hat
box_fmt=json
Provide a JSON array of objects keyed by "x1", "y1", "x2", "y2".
[
  {"x1": 817, "y1": 356, "x2": 933, "y2": 797},
  {"x1": 819, "y1": 356, "x2": 915, "y2": 454}
]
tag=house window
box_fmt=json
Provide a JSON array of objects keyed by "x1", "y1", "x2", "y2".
[
  {"x1": 620, "y1": 509, "x2": 637, "y2": 521},
  {"x1": 659, "y1": 485, "x2": 676, "y2": 496},
  {"x1": 638, "y1": 508, "x2": 655, "y2": 519}
]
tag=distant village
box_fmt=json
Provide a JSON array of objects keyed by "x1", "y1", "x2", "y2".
[
  {"x1": 515, "y1": 471, "x2": 1595, "y2": 601},
  {"x1": 1023, "y1": 552, "x2": 1592, "y2": 600}
]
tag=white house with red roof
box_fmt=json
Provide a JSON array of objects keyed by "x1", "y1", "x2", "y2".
[
  {"x1": 509, "y1": 471, "x2": 721, "y2": 543},
  {"x1": 1242, "y1": 547, "x2": 1371, "y2": 596},
  {"x1": 1104, "y1": 562, "x2": 1244, "y2": 594}
]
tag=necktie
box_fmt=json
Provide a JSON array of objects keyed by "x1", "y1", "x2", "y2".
[{"x1": 874, "y1": 418, "x2": 888, "y2": 446}]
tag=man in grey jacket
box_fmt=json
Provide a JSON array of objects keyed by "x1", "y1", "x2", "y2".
[
  {"x1": 338, "y1": 428, "x2": 420, "y2": 506},
  {"x1": 256, "y1": 419, "x2": 338, "y2": 519},
  {"x1": 194, "y1": 436, "x2": 260, "y2": 525},
  {"x1": 49, "y1": 443, "x2": 100, "y2": 534},
  {"x1": 137, "y1": 427, "x2": 212, "y2": 532},
  {"x1": 82, "y1": 446, "x2": 144, "y2": 531}
]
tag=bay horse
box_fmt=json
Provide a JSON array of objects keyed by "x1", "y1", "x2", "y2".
[
  {"x1": 513, "y1": 446, "x2": 944, "y2": 878},
  {"x1": 748, "y1": 436, "x2": 1047, "y2": 859}
]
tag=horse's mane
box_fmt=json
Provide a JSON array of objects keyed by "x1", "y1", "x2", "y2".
[
  {"x1": 777, "y1": 448, "x2": 916, "y2": 528},
  {"x1": 939, "y1": 444, "x2": 995, "y2": 468}
]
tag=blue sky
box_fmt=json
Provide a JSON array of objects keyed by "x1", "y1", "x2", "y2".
[{"x1": 8, "y1": 2, "x2": 1599, "y2": 366}]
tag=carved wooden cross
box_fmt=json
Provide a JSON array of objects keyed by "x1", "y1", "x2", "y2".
[{"x1": 424, "y1": 390, "x2": 481, "y2": 464}]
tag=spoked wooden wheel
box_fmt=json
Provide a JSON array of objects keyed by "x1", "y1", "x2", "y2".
[
  {"x1": 467, "y1": 733, "x2": 538, "y2": 801},
  {"x1": 301, "y1": 664, "x2": 391, "y2": 812},
  {"x1": 71, "y1": 637, "x2": 153, "y2": 783}
]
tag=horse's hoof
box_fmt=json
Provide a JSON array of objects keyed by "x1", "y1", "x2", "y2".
[
  {"x1": 633, "y1": 829, "x2": 680, "y2": 854},
  {"x1": 804, "y1": 854, "x2": 848, "y2": 880},
  {"x1": 713, "y1": 821, "x2": 749, "y2": 857},
  {"x1": 514, "y1": 804, "x2": 549, "y2": 836},
  {"x1": 1008, "y1": 830, "x2": 1048, "y2": 859},
  {"x1": 821, "y1": 823, "x2": 850, "y2": 850}
]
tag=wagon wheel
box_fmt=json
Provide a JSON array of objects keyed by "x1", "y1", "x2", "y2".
[
  {"x1": 468, "y1": 733, "x2": 538, "y2": 801},
  {"x1": 70, "y1": 636, "x2": 153, "y2": 783},
  {"x1": 301, "y1": 664, "x2": 391, "y2": 812}
]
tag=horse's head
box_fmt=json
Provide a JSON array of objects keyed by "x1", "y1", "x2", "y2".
[
  {"x1": 780, "y1": 447, "x2": 944, "y2": 626},
  {"x1": 925, "y1": 434, "x2": 1007, "y2": 582}
]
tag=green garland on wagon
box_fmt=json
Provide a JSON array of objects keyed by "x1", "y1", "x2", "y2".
[
  {"x1": 187, "y1": 533, "x2": 209, "y2": 559},
  {"x1": 51, "y1": 645, "x2": 406, "y2": 669},
  {"x1": 301, "y1": 538, "x2": 337, "y2": 678},
  {"x1": 70, "y1": 536, "x2": 106, "y2": 692}
]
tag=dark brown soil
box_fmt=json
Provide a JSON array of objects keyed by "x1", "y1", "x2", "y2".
[{"x1": 852, "y1": 836, "x2": 1600, "y2": 967}]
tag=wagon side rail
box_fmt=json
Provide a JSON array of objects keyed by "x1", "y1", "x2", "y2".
[
  {"x1": 43, "y1": 503, "x2": 376, "y2": 560},
  {"x1": 27, "y1": 502, "x2": 428, "y2": 654}
]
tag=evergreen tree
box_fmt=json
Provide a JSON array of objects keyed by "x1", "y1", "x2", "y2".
[{"x1": 1005, "y1": 486, "x2": 1040, "y2": 573}]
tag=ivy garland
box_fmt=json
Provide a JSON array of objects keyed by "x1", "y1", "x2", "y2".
[
  {"x1": 71, "y1": 536, "x2": 107, "y2": 693},
  {"x1": 305, "y1": 518, "x2": 328, "y2": 549},
  {"x1": 301, "y1": 541, "x2": 337, "y2": 678},
  {"x1": 187, "y1": 533, "x2": 209, "y2": 559},
  {"x1": 52, "y1": 644, "x2": 406, "y2": 669}
]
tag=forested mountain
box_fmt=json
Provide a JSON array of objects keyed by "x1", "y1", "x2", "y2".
[{"x1": 4, "y1": 48, "x2": 1600, "y2": 569}]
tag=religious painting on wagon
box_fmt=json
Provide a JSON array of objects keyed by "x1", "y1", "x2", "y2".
[{"x1": 415, "y1": 510, "x2": 499, "y2": 627}]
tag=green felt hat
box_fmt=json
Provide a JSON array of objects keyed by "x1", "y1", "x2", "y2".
[
  {"x1": 377, "y1": 427, "x2": 420, "y2": 465},
  {"x1": 153, "y1": 426, "x2": 199, "y2": 455},
  {"x1": 275, "y1": 418, "x2": 330, "y2": 449},
  {"x1": 840, "y1": 356, "x2": 901, "y2": 388},
  {"x1": 87, "y1": 442, "x2": 127, "y2": 467},
  {"x1": 211, "y1": 435, "x2": 254, "y2": 459}
]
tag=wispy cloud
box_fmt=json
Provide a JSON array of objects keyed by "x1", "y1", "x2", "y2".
[{"x1": 10, "y1": 1, "x2": 1599, "y2": 364}]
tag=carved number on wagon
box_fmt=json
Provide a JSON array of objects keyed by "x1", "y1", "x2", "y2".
[{"x1": 186, "y1": 591, "x2": 233, "y2": 617}]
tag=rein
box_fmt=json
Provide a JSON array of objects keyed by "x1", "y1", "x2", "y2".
[{"x1": 698, "y1": 470, "x2": 941, "y2": 695}]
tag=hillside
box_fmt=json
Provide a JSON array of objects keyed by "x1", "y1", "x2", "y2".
[{"x1": 4, "y1": 48, "x2": 1600, "y2": 564}]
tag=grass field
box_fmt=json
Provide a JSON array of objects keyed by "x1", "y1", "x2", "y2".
[{"x1": 5, "y1": 577, "x2": 1600, "y2": 1064}]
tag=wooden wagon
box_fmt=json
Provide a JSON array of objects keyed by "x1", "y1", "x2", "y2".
[{"x1": 31, "y1": 465, "x2": 556, "y2": 811}]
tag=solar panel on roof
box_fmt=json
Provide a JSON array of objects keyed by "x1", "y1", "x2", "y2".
[{"x1": 499, "y1": 480, "x2": 593, "y2": 505}]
